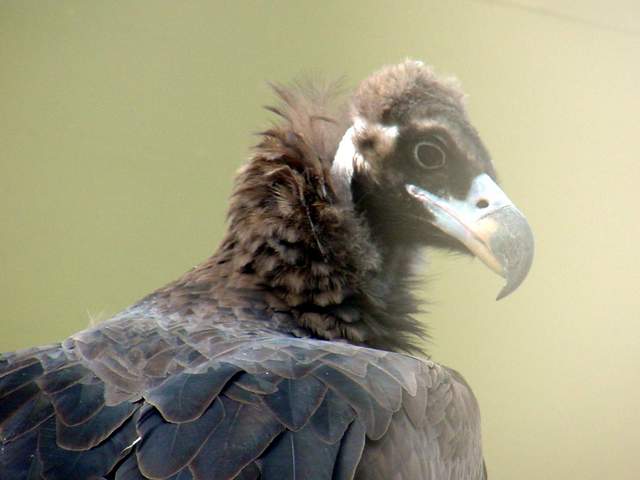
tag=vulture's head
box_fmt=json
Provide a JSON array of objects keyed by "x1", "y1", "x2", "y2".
[
  {"x1": 213, "y1": 59, "x2": 534, "y2": 351},
  {"x1": 332, "y1": 60, "x2": 534, "y2": 299}
]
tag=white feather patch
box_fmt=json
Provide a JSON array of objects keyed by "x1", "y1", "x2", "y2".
[
  {"x1": 331, "y1": 125, "x2": 366, "y2": 184},
  {"x1": 331, "y1": 117, "x2": 399, "y2": 185}
]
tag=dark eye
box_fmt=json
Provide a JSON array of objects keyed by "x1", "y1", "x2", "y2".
[{"x1": 414, "y1": 141, "x2": 446, "y2": 170}]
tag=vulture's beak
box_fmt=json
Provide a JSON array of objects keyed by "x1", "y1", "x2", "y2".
[{"x1": 406, "y1": 174, "x2": 534, "y2": 300}]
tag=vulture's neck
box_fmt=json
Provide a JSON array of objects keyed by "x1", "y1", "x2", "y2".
[{"x1": 153, "y1": 97, "x2": 425, "y2": 353}]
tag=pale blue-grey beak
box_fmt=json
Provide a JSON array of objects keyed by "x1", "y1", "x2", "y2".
[{"x1": 406, "y1": 174, "x2": 534, "y2": 300}]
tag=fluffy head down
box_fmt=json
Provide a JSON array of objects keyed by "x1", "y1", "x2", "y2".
[
  {"x1": 158, "y1": 79, "x2": 425, "y2": 352},
  {"x1": 352, "y1": 60, "x2": 467, "y2": 126},
  {"x1": 159, "y1": 60, "x2": 494, "y2": 353}
]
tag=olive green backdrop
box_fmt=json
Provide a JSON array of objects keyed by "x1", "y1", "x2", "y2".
[{"x1": 2, "y1": 1, "x2": 639, "y2": 478}]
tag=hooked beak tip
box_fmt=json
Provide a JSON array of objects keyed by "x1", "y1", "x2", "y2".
[
  {"x1": 406, "y1": 178, "x2": 534, "y2": 300},
  {"x1": 490, "y1": 207, "x2": 535, "y2": 300}
]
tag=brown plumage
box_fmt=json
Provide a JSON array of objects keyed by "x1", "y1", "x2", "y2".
[
  {"x1": 156, "y1": 83, "x2": 424, "y2": 353},
  {"x1": 0, "y1": 61, "x2": 533, "y2": 479}
]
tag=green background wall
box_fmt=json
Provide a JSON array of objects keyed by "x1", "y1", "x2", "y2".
[{"x1": 2, "y1": 1, "x2": 639, "y2": 478}]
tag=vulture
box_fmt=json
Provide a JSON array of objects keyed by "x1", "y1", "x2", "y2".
[{"x1": 0, "y1": 60, "x2": 534, "y2": 480}]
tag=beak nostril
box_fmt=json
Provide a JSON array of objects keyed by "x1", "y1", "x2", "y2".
[{"x1": 476, "y1": 199, "x2": 489, "y2": 209}]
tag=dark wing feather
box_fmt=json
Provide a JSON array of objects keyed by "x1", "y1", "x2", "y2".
[
  {"x1": 261, "y1": 375, "x2": 327, "y2": 430},
  {"x1": 136, "y1": 399, "x2": 224, "y2": 478},
  {"x1": 114, "y1": 455, "x2": 146, "y2": 480},
  {"x1": 144, "y1": 362, "x2": 241, "y2": 423},
  {"x1": 355, "y1": 365, "x2": 485, "y2": 480},
  {"x1": 0, "y1": 430, "x2": 42, "y2": 480},
  {"x1": 308, "y1": 388, "x2": 357, "y2": 443},
  {"x1": 261, "y1": 423, "x2": 342, "y2": 480},
  {"x1": 1, "y1": 308, "x2": 483, "y2": 480},
  {"x1": 188, "y1": 396, "x2": 284, "y2": 479},
  {"x1": 0, "y1": 361, "x2": 43, "y2": 394},
  {"x1": 312, "y1": 363, "x2": 395, "y2": 441},
  {"x1": 55, "y1": 401, "x2": 137, "y2": 450},
  {"x1": 48, "y1": 379, "x2": 105, "y2": 426},
  {"x1": 0, "y1": 393, "x2": 54, "y2": 443},
  {"x1": 38, "y1": 414, "x2": 138, "y2": 480},
  {"x1": 333, "y1": 419, "x2": 367, "y2": 480}
]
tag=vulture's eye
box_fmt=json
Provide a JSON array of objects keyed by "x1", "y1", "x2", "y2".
[{"x1": 413, "y1": 141, "x2": 446, "y2": 170}]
